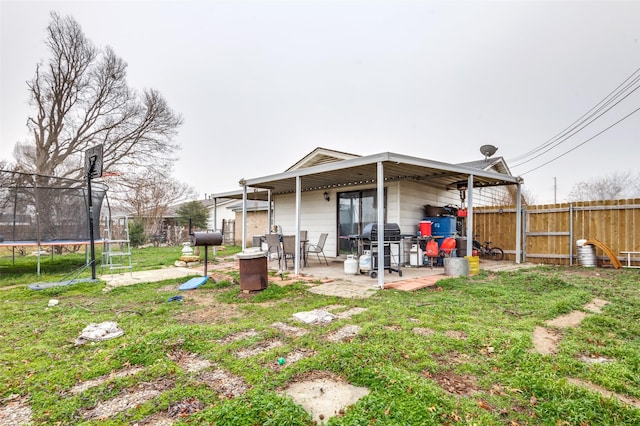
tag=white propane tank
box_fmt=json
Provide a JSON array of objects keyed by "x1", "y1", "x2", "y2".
[
  {"x1": 359, "y1": 250, "x2": 372, "y2": 273},
  {"x1": 344, "y1": 255, "x2": 359, "y2": 275}
]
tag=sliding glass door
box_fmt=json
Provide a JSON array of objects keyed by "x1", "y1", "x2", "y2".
[{"x1": 337, "y1": 189, "x2": 386, "y2": 254}]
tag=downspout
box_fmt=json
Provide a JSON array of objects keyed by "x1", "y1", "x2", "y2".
[
  {"x1": 376, "y1": 161, "x2": 384, "y2": 289},
  {"x1": 294, "y1": 176, "x2": 301, "y2": 274},
  {"x1": 466, "y1": 174, "x2": 474, "y2": 257}
]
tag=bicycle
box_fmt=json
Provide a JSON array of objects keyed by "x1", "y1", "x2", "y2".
[{"x1": 472, "y1": 235, "x2": 504, "y2": 260}]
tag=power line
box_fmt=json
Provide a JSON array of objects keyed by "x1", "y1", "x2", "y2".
[
  {"x1": 521, "y1": 105, "x2": 640, "y2": 175},
  {"x1": 512, "y1": 79, "x2": 640, "y2": 168},
  {"x1": 509, "y1": 66, "x2": 640, "y2": 164}
]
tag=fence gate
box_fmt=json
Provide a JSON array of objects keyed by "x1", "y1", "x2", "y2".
[{"x1": 221, "y1": 219, "x2": 235, "y2": 245}]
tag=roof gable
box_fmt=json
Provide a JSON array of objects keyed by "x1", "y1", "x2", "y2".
[
  {"x1": 456, "y1": 156, "x2": 512, "y2": 176},
  {"x1": 286, "y1": 147, "x2": 360, "y2": 171}
]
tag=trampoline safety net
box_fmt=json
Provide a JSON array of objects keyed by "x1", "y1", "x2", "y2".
[{"x1": 0, "y1": 171, "x2": 107, "y2": 242}]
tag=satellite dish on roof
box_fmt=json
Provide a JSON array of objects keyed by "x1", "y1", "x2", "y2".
[{"x1": 480, "y1": 144, "x2": 498, "y2": 160}]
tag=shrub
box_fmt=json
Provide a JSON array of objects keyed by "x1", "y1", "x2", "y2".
[{"x1": 129, "y1": 220, "x2": 147, "y2": 247}]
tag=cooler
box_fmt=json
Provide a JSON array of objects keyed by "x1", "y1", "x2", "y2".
[{"x1": 427, "y1": 216, "x2": 457, "y2": 238}]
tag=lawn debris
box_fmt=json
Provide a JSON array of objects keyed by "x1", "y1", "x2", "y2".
[
  {"x1": 75, "y1": 321, "x2": 124, "y2": 346},
  {"x1": 293, "y1": 309, "x2": 336, "y2": 324}
]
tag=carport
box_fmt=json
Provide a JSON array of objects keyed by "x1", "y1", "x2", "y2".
[{"x1": 210, "y1": 151, "x2": 523, "y2": 288}]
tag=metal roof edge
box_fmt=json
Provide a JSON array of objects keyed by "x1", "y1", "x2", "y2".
[
  {"x1": 244, "y1": 152, "x2": 392, "y2": 187},
  {"x1": 385, "y1": 153, "x2": 521, "y2": 183}
]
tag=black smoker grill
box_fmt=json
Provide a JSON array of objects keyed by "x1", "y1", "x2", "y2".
[
  {"x1": 190, "y1": 231, "x2": 223, "y2": 277},
  {"x1": 359, "y1": 223, "x2": 403, "y2": 278}
]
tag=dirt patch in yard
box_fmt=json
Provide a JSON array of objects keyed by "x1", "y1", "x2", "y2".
[
  {"x1": 584, "y1": 298, "x2": 609, "y2": 313},
  {"x1": 434, "y1": 350, "x2": 472, "y2": 365},
  {"x1": 270, "y1": 348, "x2": 317, "y2": 372},
  {"x1": 167, "y1": 350, "x2": 213, "y2": 373},
  {"x1": 69, "y1": 365, "x2": 145, "y2": 395},
  {"x1": 412, "y1": 327, "x2": 436, "y2": 336},
  {"x1": 532, "y1": 298, "x2": 611, "y2": 355},
  {"x1": 444, "y1": 330, "x2": 468, "y2": 340},
  {"x1": 173, "y1": 290, "x2": 243, "y2": 325},
  {"x1": 0, "y1": 395, "x2": 32, "y2": 426},
  {"x1": 326, "y1": 325, "x2": 362, "y2": 342},
  {"x1": 423, "y1": 370, "x2": 480, "y2": 396},
  {"x1": 214, "y1": 329, "x2": 260, "y2": 344},
  {"x1": 546, "y1": 311, "x2": 587, "y2": 328},
  {"x1": 567, "y1": 378, "x2": 640, "y2": 408},
  {"x1": 197, "y1": 369, "x2": 250, "y2": 398},
  {"x1": 271, "y1": 321, "x2": 308, "y2": 337},
  {"x1": 80, "y1": 377, "x2": 174, "y2": 420},
  {"x1": 234, "y1": 338, "x2": 284, "y2": 359},
  {"x1": 137, "y1": 398, "x2": 206, "y2": 425},
  {"x1": 532, "y1": 326, "x2": 562, "y2": 355}
]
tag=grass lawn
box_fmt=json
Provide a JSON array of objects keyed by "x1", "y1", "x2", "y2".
[{"x1": 1, "y1": 246, "x2": 639, "y2": 425}]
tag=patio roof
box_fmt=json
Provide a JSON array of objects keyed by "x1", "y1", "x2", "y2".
[{"x1": 211, "y1": 151, "x2": 523, "y2": 200}]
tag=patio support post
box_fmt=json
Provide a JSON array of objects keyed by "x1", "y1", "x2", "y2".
[
  {"x1": 376, "y1": 161, "x2": 384, "y2": 289},
  {"x1": 294, "y1": 176, "x2": 301, "y2": 274},
  {"x1": 515, "y1": 182, "x2": 522, "y2": 263},
  {"x1": 466, "y1": 174, "x2": 474, "y2": 255},
  {"x1": 213, "y1": 197, "x2": 218, "y2": 256},
  {"x1": 241, "y1": 182, "x2": 247, "y2": 251},
  {"x1": 267, "y1": 190, "x2": 272, "y2": 234}
]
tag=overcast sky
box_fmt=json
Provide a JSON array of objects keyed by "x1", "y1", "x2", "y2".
[{"x1": 1, "y1": 0, "x2": 639, "y2": 204}]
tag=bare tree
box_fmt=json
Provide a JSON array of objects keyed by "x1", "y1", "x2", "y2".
[
  {"x1": 567, "y1": 171, "x2": 638, "y2": 201},
  {"x1": 23, "y1": 12, "x2": 182, "y2": 181},
  {"x1": 483, "y1": 185, "x2": 536, "y2": 206},
  {"x1": 108, "y1": 169, "x2": 197, "y2": 241}
]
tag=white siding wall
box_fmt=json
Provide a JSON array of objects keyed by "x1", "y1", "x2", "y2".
[
  {"x1": 396, "y1": 181, "x2": 458, "y2": 233},
  {"x1": 272, "y1": 182, "x2": 460, "y2": 258},
  {"x1": 274, "y1": 191, "x2": 338, "y2": 258}
]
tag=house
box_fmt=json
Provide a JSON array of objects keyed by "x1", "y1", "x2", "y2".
[
  {"x1": 154, "y1": 198, "x2": 237, "y2": 245},
  {"x1": 226, "y1": 199, "x2": 270, "y2": 246},
  {"x1": 211, "y1": 147, "x2": 523, "y2": 286}
]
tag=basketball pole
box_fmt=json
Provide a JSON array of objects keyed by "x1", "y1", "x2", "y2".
[
  {"x1": 85, "y1": 144, "x2": 103, "y2": 281},
  {"x1": 87, "y1": 157, "x2": 97, "y2": 280}
]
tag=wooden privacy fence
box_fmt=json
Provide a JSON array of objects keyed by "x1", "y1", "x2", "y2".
[{"x1": 473, "y1": 198, "x2": 640, "y2": 267}]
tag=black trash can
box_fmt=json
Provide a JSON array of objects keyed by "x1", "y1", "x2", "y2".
[{"x1": 236, "y1": 249, "x2": 268, "y2": 291}]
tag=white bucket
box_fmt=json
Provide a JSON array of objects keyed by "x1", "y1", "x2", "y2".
[
  {"x1": 344, "y1": 255, "x2": 359, "y2": 275},
  {"x1": 359, "y1": 251, "x2": 372, "y2": 272},
  {"x1": 578, "y1": 245, "x2": 596, "y2": 267},
  {"x1": 444, "y1": 257, "x2": 469, "y2": 276}
]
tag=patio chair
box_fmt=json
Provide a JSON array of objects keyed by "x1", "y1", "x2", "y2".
[
  {"x1": 306, "y1": 233, "x2": 328, "y2": 266},
  {"x1": 281, "y1": 235, "x2": 298, "y2": 269},
  {"x1": 265, "y1": 233, "x2": 282, "y2": 263},
  {"x1": 300, "y1": 230, "x2": 308, "y2": 266}
]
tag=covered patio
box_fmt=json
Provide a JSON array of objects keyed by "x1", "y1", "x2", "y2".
[{"x1": 210, "y1": 150, "x2": 524, "y2": 288}]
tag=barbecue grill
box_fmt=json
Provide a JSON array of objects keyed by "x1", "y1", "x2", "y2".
[
  {"x1": 357, "y1": 223, "x2": 403, "y2": 278},
  {"x1": 360, "y1": 223, "x2": 402, "y2": 242}
]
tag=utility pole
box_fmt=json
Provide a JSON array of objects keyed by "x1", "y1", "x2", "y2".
[{"x1": 554, "y1": 177, "x2": 557, "y2": 204}]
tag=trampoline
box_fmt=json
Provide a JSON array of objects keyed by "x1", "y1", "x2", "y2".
[{"x1": 0, "y1": 170, "x2": 107, "y2": 275}]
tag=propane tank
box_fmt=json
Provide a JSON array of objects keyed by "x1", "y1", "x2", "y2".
[{"x1": 344, "y1": 255, "x2": 359, "y2": 275}]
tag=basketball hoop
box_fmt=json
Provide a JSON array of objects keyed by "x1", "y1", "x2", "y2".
[{"x1": 84, "y1": 145, "x2": 104, "y2": 179}]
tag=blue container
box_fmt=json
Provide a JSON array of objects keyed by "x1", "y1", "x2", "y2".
[{"x1": 425, "y1": 216, "x2": 457, "y2": 238}]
